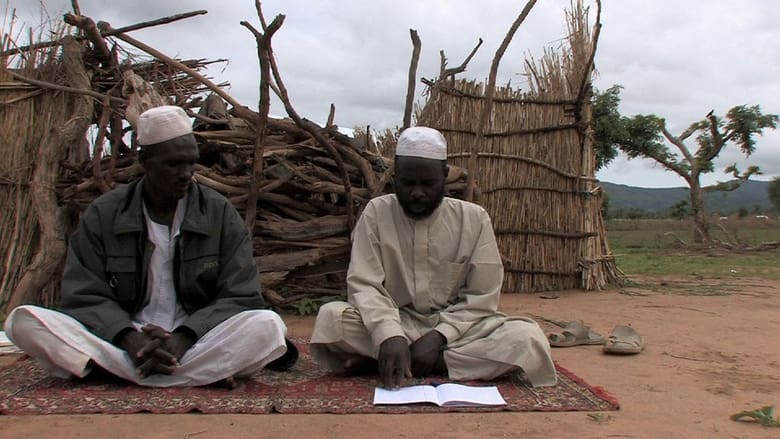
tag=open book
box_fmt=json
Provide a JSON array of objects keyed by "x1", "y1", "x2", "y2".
[{"x1": 373, "y1": 383, "x2": 507, "y2": 407}]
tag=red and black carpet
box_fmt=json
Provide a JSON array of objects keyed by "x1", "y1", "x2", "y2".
[{"x1": 0, "y1": 340, "x2": 618, "y2": 415}]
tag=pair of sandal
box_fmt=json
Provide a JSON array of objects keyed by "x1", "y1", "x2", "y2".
[{"x1": 546, "y1": 321, "x2": 644, "y2": 354}]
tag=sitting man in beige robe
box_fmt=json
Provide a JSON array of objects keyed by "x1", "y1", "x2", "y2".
[{"x1": 311, "y1": 126, "x2": 556, "y2": 389}]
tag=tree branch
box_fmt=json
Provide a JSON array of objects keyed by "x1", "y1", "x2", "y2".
[
  {"x1": 442, "y1": 37, "x2": 483, "y2": 79},
  {"x1": 702, "y1": 111, "x2": 726, "y2": 163},
  {"x1": 1, "y1": 10, "x2": 208, "y2": 57},
  {"x1": 402, "y1": 29, "x2": 421, "y2": 130},
  {"x1": 99, "y1": 22, "x2": 242, "y2": 110},
  {"x1": 239, "y1": 6, "x2": 284, "y2": 231},
  {"x1": 6, "y1": 70, "x2": 127, "y2": 104},
  {"x1": 257, "y1": 8, "x2": 356, "y2": 229},
  {"x1": 660, "y1": 122, "x2": 694, "y2": 164},
  {"x1": 465, "y1": 0, "x2": 537, "y2": 200}
]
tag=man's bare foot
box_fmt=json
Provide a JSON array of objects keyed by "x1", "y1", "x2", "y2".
[
  {"x1": 342, "y1": 355, "x2": 378, "y2": 376},
  {"x1": 213, "y1": 376, "x2": 239, "y2": 389}
]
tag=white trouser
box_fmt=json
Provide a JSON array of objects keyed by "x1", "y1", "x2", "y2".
[{"x1": 4, "y1": 305, "x2": 288, "y2": 387}]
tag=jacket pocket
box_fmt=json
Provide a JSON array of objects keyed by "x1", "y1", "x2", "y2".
[
  {"x1": 180, "y1": 254, "x2": 220, "y2": 308},
  {"x1": 105, "y1": 257, "x2": 138, "y2": 304}
]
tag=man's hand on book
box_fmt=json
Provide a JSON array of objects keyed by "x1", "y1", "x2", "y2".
[
  {"x1": 378, "y1": 336, "x2": 411, "y2": 389},
  {"x1": 410, "y1": 330, "x2": 446, "y2": 377}
]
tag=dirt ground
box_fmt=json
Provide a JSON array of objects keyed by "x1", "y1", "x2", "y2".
[{"x1": 1, "y1": 276, "x2": 778, "y2": 439}]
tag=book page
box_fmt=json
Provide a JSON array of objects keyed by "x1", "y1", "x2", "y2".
[
  {"x1": 374, "y1": 385, "x2": 439, "y2": 405},
  {"x1": 373, "y1": 384, "x2": 507, "y2": 407},
  {"x1": 435, "y1": 383, "x2": 507, "y2": 407}
]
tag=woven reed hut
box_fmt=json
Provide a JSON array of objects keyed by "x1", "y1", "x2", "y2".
[
  {"x1": 417, "y1": 1, "x2": 618, "y2": 292},
  {"x1": 0, "y1": 1, "x2": 618, "y2": 316},
  {"x1": 0, "y1": 6, "x2": 478, "y2": 314}
]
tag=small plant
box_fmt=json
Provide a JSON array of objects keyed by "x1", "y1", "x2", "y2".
[
  {"x1": 587, "y1": 412, "x2": 612, "y2": 424},
  {"x1": 731, "y1": 405, "x2": 780, "y2": 427},
  {"x1": 290, "y1": 294, "x2": 345, "y2": 316}
]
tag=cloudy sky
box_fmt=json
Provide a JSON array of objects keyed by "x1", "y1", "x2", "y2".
[{"x1": 8, "y1": 0, "x2": 780, "y2": 188}]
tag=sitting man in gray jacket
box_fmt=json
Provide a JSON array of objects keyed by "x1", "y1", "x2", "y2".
[{"x1": 4, "y1": 105, "x2": 295, "y2": 387}]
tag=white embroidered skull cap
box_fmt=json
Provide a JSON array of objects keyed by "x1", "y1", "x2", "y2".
[
  {"x1": 137, "y1": 105, "x2": 193, "y2": 146},
  {"x1": 395, "y1": 126, "x2": 447, "y2": 160}
]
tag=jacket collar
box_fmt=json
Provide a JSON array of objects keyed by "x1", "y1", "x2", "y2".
[{"x1": 114, "y1": 178, "x2": 211, "y2": 236}]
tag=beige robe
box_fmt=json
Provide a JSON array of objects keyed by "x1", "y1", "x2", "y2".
[{"x1": 311, "y1": 194, "x2": 556, "y2": 386}]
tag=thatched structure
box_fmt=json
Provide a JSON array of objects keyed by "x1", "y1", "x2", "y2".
[
  {"x1": 417, "y1": 1, "x2": 618, "y2": 292},
  {"x1": 0, "y1": 5, "x2": 474, "y2": 313},
  {"x1": 0, "y1": 1, "x2": 617, "y2": 315}
]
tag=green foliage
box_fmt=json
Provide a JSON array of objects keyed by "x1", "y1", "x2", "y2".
[
  {"x1": 725, "y1": 106, "x2": 779, "y2": 154},
  {"x1": 738, "y1": 207, "x2": 748, "y2": 218},
  {"x1": 592, "y1": 85, "x2": 778, "y2": 244},
  {"x1": 668, "y1": 200, "x2": 689, "y2": 220},
  {"x1": 290, "y1": 294, "x2": 345, "y2": 316},
  {"x1": 592, "y1": 87, "x2": 777, "y2": 183},
  {"x1": 769, "y1": 177, "x2": 780, "y2": 212},
  {"x1": 731, "y1": 405, "x2": 780, "y2": 427},
  {"x1": 591, "y1": 85, "x2": 624, "y2": 170}
]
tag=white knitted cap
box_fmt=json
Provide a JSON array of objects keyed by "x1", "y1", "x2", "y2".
[
  {"x1": 396, "y1": 126, "x2": 447, "y2": 160},
  {"x1": 137, "y1": 105, "x2": 193, "y2": 145}
]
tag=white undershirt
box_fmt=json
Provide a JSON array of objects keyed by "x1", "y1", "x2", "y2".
[{"x1": 132, "y1": 195, "x2": 189, "y2": 332}]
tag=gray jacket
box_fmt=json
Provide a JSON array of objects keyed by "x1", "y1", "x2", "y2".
[{"x1": 60, "y1": 178, "x2": 266, "y2": 343}]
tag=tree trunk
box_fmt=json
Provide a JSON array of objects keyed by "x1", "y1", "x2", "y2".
[
  {"x1": 689, "y1": 178, "x2": 711, "y2": 244},
  {"x1": 5, "y1": 37, "x2": 93, "y2": 312}
]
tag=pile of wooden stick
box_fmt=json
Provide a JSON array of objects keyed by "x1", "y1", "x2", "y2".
[{"x1": 57, "y1": 111, "x2": 474, "y2": 306}]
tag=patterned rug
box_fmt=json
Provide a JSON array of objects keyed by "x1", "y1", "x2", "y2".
[{"x1": 0, "y1": 339, "x2": 618, "y2": 415}]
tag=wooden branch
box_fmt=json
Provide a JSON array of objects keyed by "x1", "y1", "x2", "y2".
[
  {"x1": 660, "y1": 123, "x2": 694, "y2": 165},
  {"x1": 240, "y1": 13, "x2": 284, "y2": 231},
  {"x1": 575, "y1": 0, "x2": 601, "y2": 104},
  {"x1": 495, "y1": 229, "x2": 598, "y2": 239},
  {"x1": 446, "y1": 152, "x2": 596, "y2": 181},
  {"x1": 466, "y1": 0, "x2": 537, "y2": 200},
  {"x1": 0, "y1": 89, "x2": 44, "y2": 105},
  {"x1": 99, "y1": 10, "x2": 208, "y2": 37},
  {"x1": 442, "y1": 38, "x2": 483, "y2": 79},
  {"x1": 63, "y1": 14, "x2": 111, "y2": 63},
  {"x1": 505, "y1": 268, "x2": 580, "y2": 276},
  {"x1": 438, "y1": 123, "x2": 578, "y2": 138},
  {"x1": 403, "y1": 29, "x2": 422, "y2": 130},
  {"x1": 255, "y1": 246, "x2": 349, "y2": 273},
  {"x1": 482, "y1": 185, "x2": 585, "y2": 195},
  {"x1": 256, "y1": 215, "x2": 349, "y2": 241},
  {"x1": 6, "y1": 37, "x2": 94, "y2": 312},
  {"x1": 264, "y1": 37, "x2": 356, "y2": 228},
  {"x1": 90, "y1": 98, "x2": 113, "y2": 194},
  {"x1": 326, "y1": 103, "x2": 336, "y2": 127},
  {"x1": 71, "y1": 0, "x2": 81, "y2": 16},
  {"x1": 193, "y1": 173, "x2": 248, "y2": 195},
  {"x1": 421, "y1": 78, "x2": 576, "y2": 104},
  {"x1": 328, "y1": 130, "x2": 379, "y2": 193},
  {"x1": 99, "y1": 22, "x2": 243, "y2": 110},
  {"x1": 6, "y1": 70, "x2": 127, "y2": 104},
  {"x1": 663, "y1": 231, "x2": 688, "y2": 247},
  {"x1": 193, "y1": 130, "x2": 256, "y2": 142},
  {"x1": 0, "y1": 10, "x2": 208, "y2": 57},
  {"x1": 703, "y1": 111, "x2": 726, "y2": 163}
]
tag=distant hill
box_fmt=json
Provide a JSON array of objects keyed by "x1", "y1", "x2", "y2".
[{"x1": 601, "y1": 180, "x2": 774, "y2": 216}]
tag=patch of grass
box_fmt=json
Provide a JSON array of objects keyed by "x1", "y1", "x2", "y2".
[
  {"x1": 613, "y1": 251, "x2": 780, "y2": 280},
  {"x1": 608, "y1": 220, "x2": 780, "y2": 280},
  {"x1": 619, "y1": 279, "x2": 732, "y2": 296},
  {"x1": 731, "y1": 405, "x2": 780, "y2": 427}
]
